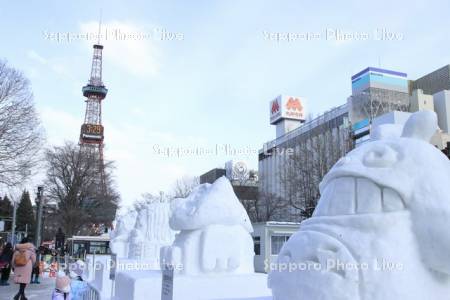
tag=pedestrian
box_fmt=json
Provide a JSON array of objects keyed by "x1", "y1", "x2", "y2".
[
  {"x1": 0, "y1": 242, "x2": 14, "y2": 285},
  {"x1": 11, "y1": 237, "x2": 36, "y2": 300},
  {"x1": 30, "y1": 249, "x2": 41, "y2": 284},
  {"x1": 51, "y1": 273, "x2": 71, "y2": 300},
  {"x1": 69, "y1": 260, "x2": 88, "y2": 300}
]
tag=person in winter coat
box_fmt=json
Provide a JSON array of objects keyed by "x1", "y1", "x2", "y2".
[
  {"x1": 11, "y1": 237, "x2": 36, "y2": 300},
  {"x1": 69, "y1": 260, "x2": 88, "y2": 300},
  {"x1": 0, "y1": 242, "x2": 14, "y2": 285},
  {"x1": 51, "y1": 273, "x2": 71, "y2": 300}
]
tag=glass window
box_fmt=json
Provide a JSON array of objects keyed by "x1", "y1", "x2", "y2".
[
  {"x1": 253, "y1": 236, "x2": 261, "y2": 255},
  {"x1": 271, "y1": 235, "x2": 290, "y2": 255},
  {"x1": 89, "y1": 241, "x2": 110, "y2": 254}
]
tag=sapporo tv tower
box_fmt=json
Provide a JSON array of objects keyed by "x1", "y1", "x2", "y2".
[{"x1": 79, "y1": 32, "x2": 108, "y2": 194}]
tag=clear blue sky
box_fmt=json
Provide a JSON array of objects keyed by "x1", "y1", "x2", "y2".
[{"x1": 1, "y1": 0, "x2": 449, "y2": 205}]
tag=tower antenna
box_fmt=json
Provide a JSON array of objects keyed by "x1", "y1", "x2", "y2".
[{"x1": 97, "y1": 9, "x2": 103, "y2": 44}]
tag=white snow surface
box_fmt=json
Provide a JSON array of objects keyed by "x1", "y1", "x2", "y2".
[
  {"x1": 269, "y1": 110, "x2": 450, "y2": 300},
  {"x1": 170, "y1": 176, "x2": 253, "y2": 232},
  {"x1": 110, "y1": 208, "x2": 137, "y2": 257},
  {"x1": 370, "y1": 123, "x2": 403, "y2": 140}
]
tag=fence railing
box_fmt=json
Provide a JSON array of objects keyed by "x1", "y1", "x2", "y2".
[{"x1": 82, "y1": 285, "x2": 101, "y2": 300}]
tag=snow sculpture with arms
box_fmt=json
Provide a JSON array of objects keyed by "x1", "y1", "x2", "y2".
[
  {"x1": 127, "y1": 199, "x2": 175, "y2": 265},
  {"x1": 269, "y1": 110, "x2": 450, "y2": 300},
  {"x1": 161, "y1": 176, "x2": 254, "y2": 275}
]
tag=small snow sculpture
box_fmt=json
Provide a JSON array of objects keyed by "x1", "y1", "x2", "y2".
[
  {"x1": 128, "y1": 198, "x2": 175, "y2": 265},
  {"x1": 110, "y1": 198, "x2": 175, "y2": 267},
  {"x1": 161, "y1": 176, "x2": 254, "y2": 275},
  {"x1": 110, "y1": 209, "x2": 137, "y2": 258},
  {"x1": 269, "y1": 110, "x2": 450, "y2": 300}
]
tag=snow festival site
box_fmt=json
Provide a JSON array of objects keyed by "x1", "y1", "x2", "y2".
[{"x1": 1, "y1": 1, "x2": 450, "y2": 300}]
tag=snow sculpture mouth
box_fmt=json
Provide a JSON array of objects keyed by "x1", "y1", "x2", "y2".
[{"x1": 314, "y1": 176, "x2": 405, "y2": 217}]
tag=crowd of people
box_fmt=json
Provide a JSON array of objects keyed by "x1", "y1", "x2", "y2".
[{"x1": 0, "y1": 238, "x2": 88, "y2": 300}]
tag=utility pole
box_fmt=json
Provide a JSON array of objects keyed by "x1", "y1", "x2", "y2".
[
  {"x1": 11, "y1": 200, "x2": 17, "y2": 245},
  {"x1": 35, "y1": 186, "x2": 44, "y2": 248}
]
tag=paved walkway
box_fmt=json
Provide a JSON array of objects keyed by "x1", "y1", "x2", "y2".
[{"x1": 0, "y1": 274, "x2": 55, "y2": 300}]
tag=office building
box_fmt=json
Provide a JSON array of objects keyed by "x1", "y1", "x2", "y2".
[
  {"x1": 199, "y1": 168, "x2": 226, "y2": 184},
  {"x1": 257, "y1": 65, "x2": 450, "y2": 222},
  {"x1": 259, "y1": 102, "x2": 352, "y2": 221},
  {"x1": 412, "y1": 65, "x2": 450, "y2": 95},
  {"x1": 348, "y1": 67, "x2": 410, "y2": 145},
  {"x1": 433, "y1": 90, "x2": 450, "y2": 133}
]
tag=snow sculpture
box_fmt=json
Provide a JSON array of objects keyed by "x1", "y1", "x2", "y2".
[
  {"x1": 269, "y1": 110, "x2": 450, "y2": 300},
  {"x1": 161, "y1": 176, "x2": 254, "y2": 275},
  {"x1": 109, "y1": 198, "x2": 175, "y2": 267},
  {"x1": 110, "y1": 209, "x2": 137, "y2": 258},
  {"x1": 128, "y1": 198, "x2": 176, "y2": 266}
]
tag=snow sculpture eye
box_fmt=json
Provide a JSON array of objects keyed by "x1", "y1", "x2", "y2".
[{"x1": 363, "y1": 144, "x2": 398, "y2": 168}]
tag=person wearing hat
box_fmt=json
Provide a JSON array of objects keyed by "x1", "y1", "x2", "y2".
[
  {"x1": 69, "y1": 260, "x2": 88, "y2": 300},
  {"x1": 52, "y1": 273, "x2": 71, "y2": 300}
]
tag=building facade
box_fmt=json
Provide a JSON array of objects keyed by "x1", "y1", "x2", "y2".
[
  {"x1": 199, "y1": 168, "x2": 226, "y2": 184},
  {"x1": 348, "y1": 67, "x2": 410, "y2": 145},
  {"x1": 412, "y1": 65, "x2": 450, "y2": 95},
  {"x1": 258, "y1": 65, "x2": 450, "y2": 222},
  {"x1": 251, "y1": 222, "x2": 300, "y2": 273},
  {"x1": 259, "y1": 104, "x2": 352, "y2": 221}
]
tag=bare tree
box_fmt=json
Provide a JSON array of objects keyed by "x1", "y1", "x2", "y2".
[
  {"x1": 228, "y1": 168, "x2": 264, "y2": 223},
  {"x1": 45, "y1": 142, "x2": 119, "y2": 236},
  {"x1": 0, "y1": 60, "x2": 44, "y2": 187},
  {"x1": 253, "y1": 191, "x2": 289, "y2": 222},
  {"x1": 280, "y1": 121, "x2": 353, "y2": 220},
  {"x1": 171, "y1": 176, "x2": 199, "y2": 198}
]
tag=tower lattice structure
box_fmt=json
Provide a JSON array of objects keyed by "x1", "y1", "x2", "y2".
[{"x1": 79, "y1": 43, "x2": 108, "y2": 194}]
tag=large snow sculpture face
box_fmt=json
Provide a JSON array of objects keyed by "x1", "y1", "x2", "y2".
[
  {"x1": 269, "y1": 111, "x2": 450, "y2": 299},
  {"x1": 162, "y1": 177, "x2": 255, "y2": 275},
  {"x1": 315, "y1": 111, "x2": 450, "y2": 274}
]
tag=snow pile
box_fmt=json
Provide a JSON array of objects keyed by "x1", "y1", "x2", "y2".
[
  {"x1": 162, "y1": 176, "x2": 255, "y2": 275},
  {"x1": 110, "y1": 199, "x2": 176, "y2": 267},
  {"x1": 269, "y1": 110, "x2": 450, "y2": 299}
]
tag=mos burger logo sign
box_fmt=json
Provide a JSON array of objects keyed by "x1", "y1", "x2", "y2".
[
  {"x1": 286, "y1": 97, "x2": 303, "y2": 111},
  {"x1": 271, "y1": 99, "x2": 280, "y2": 114},
  {"x1": 270, "y1": 96, "x2": 282, "y2": 124},
  {"x1": 285, "y1": 97, "x2": 305, "y2": 119},
  {"x1": 270, "y1": 95, "x2": 306, "y2": 125}
]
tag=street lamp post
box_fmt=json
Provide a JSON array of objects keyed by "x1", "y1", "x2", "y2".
[
  {"x1": 11, "y1": 200, "x2": 17, "y2": 245},
  {"x1": 35, "y1": 186, "x2": 44, "y2": 248}
]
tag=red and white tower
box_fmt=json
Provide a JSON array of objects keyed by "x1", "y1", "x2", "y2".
[{"x1": 79, "y1": 43, "x2": 108, "y2": 192}]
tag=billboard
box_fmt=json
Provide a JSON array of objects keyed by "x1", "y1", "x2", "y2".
[{"x1": 270, "y1": 95, "x2": 306, "y2": 124}]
